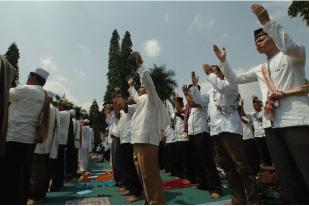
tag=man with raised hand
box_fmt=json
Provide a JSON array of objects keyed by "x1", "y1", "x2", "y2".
[
  {"x1": 127, "y1": 51, "x2": 170, "y2": 204},
  {"x1": 213, "y1": 4, "x2": 309, "y2": 204},
  {"x1": 201, "y1": 64, "x2": 257, "y2": 204}
]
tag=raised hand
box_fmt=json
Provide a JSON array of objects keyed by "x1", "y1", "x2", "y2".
[
  {"x1": 127, "y1": 75, "x2": 134, "y2": 86},
  {"x1": 202, "y1": 64, "x2": 213, "y2": 75},
  {"x1": 172, "y1": 91, "x2": 178, "y2": 100},
  {"x1": 182, "y1": 84, "x2": 189, "y2": 95},
  {"x1": 213, "y1": 45, "x2": 226, "y2": 63},
  {"x1": 191, "y1": 71, "x2": 199, "y2": 86},
  {"x1": 251, "y1": 4, "x2": 270, "y2": 25}
]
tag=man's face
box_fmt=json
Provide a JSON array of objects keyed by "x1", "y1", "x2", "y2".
[
  {"x1": 255, "y1": 34, "x2": 277, "y2": 54},
  {"x1": 253, "y1": 102, "x2": 261, "y2": 112},
  {"x1": 26, "y1": 73, "x2": 35, "y2": 85},
  {"x1": 212, "y1": 67, "x2": 224, "y2": 80},
  {"x1": 57, "y1": 103, "x2": 65, "y2": 111}
]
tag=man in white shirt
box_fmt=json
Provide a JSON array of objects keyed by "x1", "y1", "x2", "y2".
[
  {"x1": 202, "y1": 64, "x2": 257, "y2": 204},
  {"x1": 79, "y1": 119, "x2": 93, "y2": 172},
  {"x1": 28, "y1": 91, "x2": 60, "y2": 204},
  {"x1": 49, "y1": 99, "x2": 71, "y2": 191},
  {"x1": 213, "y1": 4, "x2": 309, "y2": 204},
  {"x1": 182, "y1": 72, "x2": 222, "y2": 199},
  {"x1": 0, "y1": 67, "x2": 49, "y2": 204},
  {"x1": 127, "y1": 51, "x2": 170, "y2": 204},
  {"x1": 251, "y1": 97, "x2": 272, "y2": 166},
  {"x1": 172, "y1": 95, "x2": 194, "y2": 181},
  {"x1": 239, "y1": 99, "x2": 262, "y2": 176}
]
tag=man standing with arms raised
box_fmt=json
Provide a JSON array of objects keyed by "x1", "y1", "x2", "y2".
[
  {"x1": 214, "y1": 4, "x2": 309, "y2": 204},
  {"x1": 127, "y1": 51, "x2": 170, "y2": 204}
]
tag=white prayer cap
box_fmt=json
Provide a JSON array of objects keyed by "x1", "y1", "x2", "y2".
[
  {"x1": 46, "y1": 90, "x2": 56, "y2": 98},
  {"x1": 84, "y1": 119, "x2": 90, "y2": 124},
  {"x1": 70, "y1": 109, "x2": 76, "y2": 116},
  {"x1": 31, "y1": 67, "x2": 49, "y2": 80}
]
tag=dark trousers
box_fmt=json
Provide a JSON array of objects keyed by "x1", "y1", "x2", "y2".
[
  {"x1": 214, "y1": 133, "x2": 258, "y2": 204},
  {"x1": 265, "y1": 126, "x2": 309, "y2": 204},
  {"x1": 0, "y1": 141, "x2": 36, "y2": 204},
  {"x1": 158, "y1": 141, "x2": 165, "y2": 170},
  {"x1": 243, "y1": 138, "x2": 261, "y2": 175},
  {"x1": 120, "y1": 143, "x2": 142, "y2": 196},
  {"x1": 189, "y1": 132, "x2": 222, "y2": 194},
  {"x1": 111, "y1": 137, "x2": 122, "y2": 185},
  {"x1": 255, "y1": 136, "x2": 272, "y2": 166},
  {"x1": 50, "y1": 144, "x2": 65, "y2": 190},
  {"x1": 167, "y1": 142, "x2": 178, "y2": 176}
]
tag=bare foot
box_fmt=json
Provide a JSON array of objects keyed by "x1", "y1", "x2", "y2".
[
  {"x1": 127, "y1": 195, "x2": 140, "y2": 203},
  {"x1": 210, "y1": 192, "x2": 221, "y2": 199},
  {"x1": 121, "y1": 190, "x2": 131, "y2": 196}
]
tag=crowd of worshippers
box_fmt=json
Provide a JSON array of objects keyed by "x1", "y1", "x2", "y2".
[
  {"x1": 1, "y1": 4, "x2": 309, "y2": 205},
  {"x1": 0, "y1": 67, "x2": 95, "y2": 205}
]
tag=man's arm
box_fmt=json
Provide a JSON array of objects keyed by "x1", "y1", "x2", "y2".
[
  {"x1": 204, "y1": 73, "x2": 237, "y2": 94},
  {"x1": 212, "y1": 45, "x2": 259, "y2": 84},
  {"x1": 251, "y1": 4, "x2": 306, "y2": 63},
  {"x1": 128, "y1": 76, "x2": 141, "y2": 103},
  {"x1": 137, "y1": 66, "x2": 158, "y2": 100}
]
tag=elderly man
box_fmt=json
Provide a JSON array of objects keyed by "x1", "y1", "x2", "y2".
[
  {"x1": 0, "y1": 67, "x2": 49, "y2": 204},
  {"x1": 127, "y1": 51, "x2": 170, "y2": 204},
  {"x1": 214, "y1": 4, "x2": 309, "y2": 204}
]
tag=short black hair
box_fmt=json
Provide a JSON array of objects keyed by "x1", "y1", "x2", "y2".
[
  {"x1": 188, "y1": 84, "x2": 201, "y2": 91},
  {"x1": 30, "y1": 72, "x2": 46, "y2": 86},
  {"x1": 254, "y1": 28, "x2": 268, "y2": 41},
  {"x1": 211, "y1": 65, "x2": 221, "y2": 72}
]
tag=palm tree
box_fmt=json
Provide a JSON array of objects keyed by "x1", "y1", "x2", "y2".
[{"x1": 149, "y1": 64, "x2": 177, "y2": 104}]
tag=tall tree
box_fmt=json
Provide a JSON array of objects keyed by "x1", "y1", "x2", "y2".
[
  {"x1": 89, "y1": 99, "x2": 106, "y2": 147},
  {"x1": 149, "y1": 64, "x2": 177, "y2": 103},
  {"x1": 104, "y1": 30, "x2": 121, "y2": 103},
  {"x1": 288, "y1": 1, "x2": 309, "y2": 26},
  {"x1": 119, "y1": 31, "x2": 133, "y2": 97},
  {"x1": 5, "y1": 42, "x2": 20, "y2": 87}
]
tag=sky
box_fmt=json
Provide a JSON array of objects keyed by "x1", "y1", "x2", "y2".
[{"x1": 1, "y1": 1, "x2": 308, "y2": 113}]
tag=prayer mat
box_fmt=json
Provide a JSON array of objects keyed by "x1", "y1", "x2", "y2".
[
  {"x1": 203, "y1": 199, "x2": 231, "y2": 205},
  {"x1": 80, "y1": 171, "x2": 113, "y2": 182},
  {"x1": 163, "y1": 178, "x2": 196, "y2": 190},
  {"x1": 65, "y1": 197, "x2": 111, "y2": 205}
]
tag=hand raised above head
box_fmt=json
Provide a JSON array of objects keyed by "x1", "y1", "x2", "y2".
[
  {"x1": 127, "y1": 75, "x2": 134, "y2": 86},
  {"x1": 251, "y1": 4, "x2": 270, "y2": 25},
  {"x1": 182, "y1": 84, "x2": 189, "y2": 95},
  {"x1": 191, "y1": 71, "x2": 199, "y2": 85},
  {"x1": 202, "y1": 64, "x2": 213, "y2": 75},
  {"x1": 213, "y1": 45, "x2": 226, "y2": 63}
]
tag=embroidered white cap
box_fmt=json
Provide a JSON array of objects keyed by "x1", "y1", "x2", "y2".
[
  {"x1": 84, "y1": 119, "x2": 90, "y2": 124},
  {"x1": 31, "y1": 67, "x2": 49, "y2": 80}
]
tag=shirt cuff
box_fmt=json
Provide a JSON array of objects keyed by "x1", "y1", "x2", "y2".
[{"x1": 263, "y1": 20, "x2": 275, "y2": 34}]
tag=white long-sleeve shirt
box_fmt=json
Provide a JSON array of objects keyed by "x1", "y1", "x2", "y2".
[
  {"x1": 249, "y1": 111, "x2": 266, "y2": 138},
  {"x1": 72, "y1": 118, "x2": 81, "y2": 149},
  {"x1": 34, "y1": 105, "x2": 60, "y2": 159},
  {"x1": 221, "y1": 20, "x2": 309, "y2": 128},
  {"x1": 165, "y1": 124, "x2": 177, "y2": 144},
  {"x1": 58, "y1": 110, "x2": 70, "y2": 145},
  {"x1": 81, "y1": 125, "x2": 93, "y2": 152},
  {"x1": 241, "y1": 116, "x2": 255, "y2": 140},
  {"x1": 206, "y1": 74, "x2": 243, "y2": 136},
  {"x1": 188, "y1": 85, "x2": 210, "y2": 135},
  {"x1": 7, "y1": 85, "x2": 45, "y2": 144},
  {"x1": 128, "y1": 66, "x2": 170, "y2": 146}
]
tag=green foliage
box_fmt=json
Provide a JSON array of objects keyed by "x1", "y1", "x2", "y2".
[
  {"x1": 149, "y1": 64, "x2": 177, "y2": 103},
  {"x1": 288, "y1": 1, "x2": 309, "y2": 26},
  {"x1": 119, "y1": 31, "x2": 133, "y2": 97},
  {"x1": 104, "y1": 30, "x2": 121, "y2": 103},
  {"x1": 89, "y1": 99, "x2": 107, "y2": 147},
  {"x1": 5, "y1": 42, "x2": 20, "y2": 87}
]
